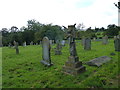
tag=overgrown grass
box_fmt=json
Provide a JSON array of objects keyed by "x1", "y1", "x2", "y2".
[{"x1": 2, "y1": 39, "x2": 119, "y2": 88}]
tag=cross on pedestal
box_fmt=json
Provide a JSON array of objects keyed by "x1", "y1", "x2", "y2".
[{"x1": 62, "y1": 24, "x2": 86, "y2": 75}]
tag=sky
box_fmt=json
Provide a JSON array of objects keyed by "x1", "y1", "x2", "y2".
[{"x1": 0, "y1": 0, "x2": 119, "y2": 30}]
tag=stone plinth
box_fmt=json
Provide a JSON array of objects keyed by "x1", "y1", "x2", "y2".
[{"x1": 63, "y1": 56, "x2": 86, "y2": 75}]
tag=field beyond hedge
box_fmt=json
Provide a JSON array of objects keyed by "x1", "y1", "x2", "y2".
[{"x1": 2, "y1": 39, "x2": 120, "y2": 88}]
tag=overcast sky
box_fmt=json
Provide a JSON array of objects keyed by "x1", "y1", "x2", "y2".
[{"x1": 0, "y1": 0, "x2": 119, "y2": 30}]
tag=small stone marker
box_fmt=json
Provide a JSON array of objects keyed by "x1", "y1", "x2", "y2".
[
  {"x1": 30, "y1": 41, "x2": 33, "y2": 45},
  {"x1": 23, "y1": 41, "x2": 26, "y2": 46},
  {"x1": 14, "y1": 41, "x2": 19, "y2": 54},
  {"x1": 102, "y1": 35, "x2": 108, "y2": 45},
  {"x1": 55, "y1": 40, "x2": 62, "y2": 55},
  {"x1": 8, "y1": 43, "x2": 12, "y2": 48},
  {"x1": 114, "y1": 35, "x2": 120, "y2": 51},
  {"x1": 36, "y1": 43, "x2": 38, "y2": 45},
  {"x1": 84, "y1": 38, "x2": 91, "y2": 50},
  {"x1": 81, "y1": 36, "x2": 85, "y2": 46},
  {"x1": 61, "y1": 40, "x2": 65, "y2": 46},
  {"x1": 86, "y1": 56, "x2": 111, "y2": 67},
  {"x1": 114, "y1": 36, "x2": 117, "y2": 40},
  {"x1": 39, "y1": 41, "x2": 41, "y2": 45},
  {"x1": 40, "y1": 37, "x2": 53, "y2": 66},
  {"x1": 96, "y1": 37, "x2": 100, "y2": 41},
  {"x1": 50, "y1": 40, "x2": 52, "y2": 45},
  {"x1": 93, "y1": 37, "x2": 96, "y2": 41}
]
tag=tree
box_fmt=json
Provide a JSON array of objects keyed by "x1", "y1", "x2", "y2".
[{"x1": 106, "y1": 24, "x2": 119, "y2": 37}]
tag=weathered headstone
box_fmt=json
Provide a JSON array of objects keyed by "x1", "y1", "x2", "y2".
[
  {"x1": 61, "y1": 40, "x2": 65, "y2": 46},
  {"x1": 63, "y1": 24, "x2": 86, "y2": 75},
  {"x1": 114, "y1": 35, "x2": 120, "y2": 51},
  {"x1": 84, "y1": 38, "x2": 91, "y2": 50},
  {"x1": 40, "y1": 37, "x2": 53, "y2": 66},
  {"x1": 55, "y1": 40, "x2": 62, "y2": 55},
  {"x1": 114, "y1": 36, "x2": 117, "y2": 40},
  {"x1": 102, "y1": 35, "x2": 108, "y2": 45},
  {"x1": 52, "y1": 40, "x2": 54, "y2": 44},
  {"x1": 13, "y1": 41, "x2": 19, "y2": 54},
  {"x1": 81, "y1": 36, "x2": 85, "y2": 46},
  {"x1": 8, "y1": 43, "x2": 12, "y2": 48},
  {"x1": 23, "y1": 41, "x2": 27, "y2": 46},
  {"x1": 96, "y1": 37, "x2": 100, "y2": 41},
  {"x1": 50, "y1": 40, "x2": 52, "y2": 46},
  {"x1": 30, "y1": 41, "x2": 33, "y2": 45},
  {"x1": 93, "y1": 37, "x2": 96, "y2": 41},
  {"x1": 36, "y1": 43, "x2": 38, "y2": 45},
  {"x1": 86, "y1": 56, "x2": 111, "y2": 67}
]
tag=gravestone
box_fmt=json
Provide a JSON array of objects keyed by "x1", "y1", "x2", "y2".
[
  {"x1": 86, "y1": 56, "x2": 111, "y2": 67},
  {"x1": 102, "y1": 35, "x2": 108, "y2": 45},
  {"x1": 84, "y1": 38, "x2": 91, "y2": 50},
  {"x1": 23, "y1": 41, "x2": 26, "y2": 46},
  {"x1": 52, "y1": 40, "x2": 54, "y2": 44},
  {"x1": 36, "y1": 43, "x2": 38, "y2": 45},
  {"x1": 114, "y1": 35, "x2": 120, "y2": 51},
  {"x1": 63, "y1": 24, "x2": 86, "y2": 75},
  {"x1": 13, "y1": 41, "x2": 19, "y2": 54},
  {"x1": 93, "y1": 37, "x2": 96, "y2": 41},
  {"x1": 96, "y1": 37, "x2": 100, "y2": 41},
  {"x1": 30, "y1": 41, "x2": 33, "y2": 45},
  {"x1": 61, "y1": 40, "x2": 65, "y2": 46},
  {"x1": 114, "y1": 36, "x2": 117, "y2": 40},
  {"x1": 40, "y1": 37, "x2": 53, "y2": 66},
  {"x1": 49, "y1": 40, "x2": 53, "y2": 46},
  {"x1": 55, "y1": 40, "x2": 62, "y2": 55},
  {"x1": 81, "y1": 36, "x2": 85, "y2": 46},
  {"x1": 39, "y1": 41, "x2": 41, "y2": 45},
  {"x1": 8, "y1": 43, "x2": 12, "y2": 48}
]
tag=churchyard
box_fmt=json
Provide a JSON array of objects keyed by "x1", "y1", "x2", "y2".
[{"x1": 2, "y1": 38, "x2": 119, "y2": 88}]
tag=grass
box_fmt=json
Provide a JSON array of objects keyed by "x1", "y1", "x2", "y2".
[{"x1": 2, "y1": 39, "x2": 119, "y2": 88}]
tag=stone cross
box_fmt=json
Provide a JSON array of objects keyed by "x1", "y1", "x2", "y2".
[
  {"x1": 114, "y1": 35, "x2": 120, "y2": 51},
  {"x1": 63, "y1": 24, "x2": 86, "y2": 75},
  {"x1": 84, "y1": 38, "x2": 91, "y2": 50},
  {"x1": 102, "y1": 35, "x2": 108, "y2": 45},
  {"x1": 40, "y1": 37, "x2": 53, "y2": 66},
  {"x1": 13, "y1": 41, "x2": 19, "y2": 54}
]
